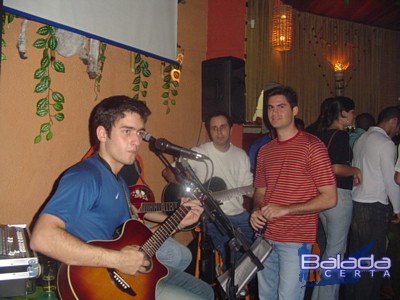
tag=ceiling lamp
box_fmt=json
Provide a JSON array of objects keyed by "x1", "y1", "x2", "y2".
[{"x1": 272, "y1": 0, "x2": 293, "y2": 51}]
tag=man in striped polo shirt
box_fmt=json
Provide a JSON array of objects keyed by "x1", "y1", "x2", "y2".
[{"x1": 250, "y1": 86, "x2": 337, "y2": 300}]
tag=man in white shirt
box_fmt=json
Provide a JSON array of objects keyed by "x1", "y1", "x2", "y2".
[
  {"x1": 346, "y1": 106, "x2": 400, "y2": 300},
  {"x1": 163, "y1": 111, "x2": 254, "y2": 270}
]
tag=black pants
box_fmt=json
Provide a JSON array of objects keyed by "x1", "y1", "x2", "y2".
[{"x1": 344, "y1": 201, "x2": 390, "y2": 300}]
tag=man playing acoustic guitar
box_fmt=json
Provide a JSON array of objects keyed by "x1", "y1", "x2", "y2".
[
  {"x1": 82, "y1": 146, "x2": 193, "y2": 272},
  {"x1": 30, "y1": 96, "x2": 213, "y2": 300}
]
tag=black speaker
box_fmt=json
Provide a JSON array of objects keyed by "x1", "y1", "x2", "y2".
[{"x1": 201, "y1": 56, "x2": 246, "y2": 124}]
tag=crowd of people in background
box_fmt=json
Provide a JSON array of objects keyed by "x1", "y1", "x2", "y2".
[{"x1": 250, "y1": 83, "x2": 400, "y2": 300}]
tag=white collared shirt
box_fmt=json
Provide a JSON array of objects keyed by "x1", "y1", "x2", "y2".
[{"x1": 352, "y1": 126, "x2": 400, "y2": 213}]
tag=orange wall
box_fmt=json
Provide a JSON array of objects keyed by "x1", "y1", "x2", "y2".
[
  {"x1": 207, "y1": 0, "x2": 246, "y2": 59},
  {"x1": 0, "y1": 1, "x2": 209, "y2": 225},
  {"x1": 207, "y1": 0, "x2": 246, "y2": 147},
  {"x1": 0, "y1": 0, "x2": 248, "y2": 227}
]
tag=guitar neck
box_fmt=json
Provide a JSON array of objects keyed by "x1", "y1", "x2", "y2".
[
  {"x1": 138, "y1": 202, "x2": 179, "y2": 213},
  {"x1": 140, "y1": 205, "x2": 190, "y2": 257},
  {"x1": 212, "y1": 185, "x2": 254, "y2": 202}
]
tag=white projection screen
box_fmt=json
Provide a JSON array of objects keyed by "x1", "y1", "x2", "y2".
[{"x1": 3, "y1": 0, "x2": 178, "y2": 63}]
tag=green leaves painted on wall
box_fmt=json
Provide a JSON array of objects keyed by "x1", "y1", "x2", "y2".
[
  {"x1": 94, "y1": 42, "x2": 107, "y2": 96},
  {"x1": 161, "y1": 64, "x2": 180, "y2": 114},
  {"x1": 33, "y1": 25, "x2": 66, "y2": 144},
  {"x1": 131, "y1": 53, "x2": 151, "y2": 100},
  {"x1": 1, "y1": 13, "x2": 16, "y2": 61}
]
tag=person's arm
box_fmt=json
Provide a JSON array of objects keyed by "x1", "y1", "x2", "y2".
[
  {"x1": 394, "y1": 147, "x2": 400, "y2": 185},
  {"x1": 30, "y1": 214, "x2": 148, "y2": 275},
  {"x1": 331, "y1": 164, "x2": 360, "y2": 177},
  {"x1": 162, "y1": 167, "x2": 179, "y2": 184},
  {"x1": 330, "y1": 132, "x2": 361, "y2": 182},
  {"x1": 395, "y1": 171, "x2": 400, "y2": 185},
  {"x1": 332, "y1": 164, "x2": 362, "y2": 185},
  {"x1": 249, "y1": 187, "x2": 267, "y2": 231},
  {"x1": 261, "y1": 184, "x2": 337, "y2": 222},
  {"x1": 143, "y1": 212, "x2": 168, "y2": 224},
  {"x1": 381, "y1": 141, "x2": 400, "y2": 214}
]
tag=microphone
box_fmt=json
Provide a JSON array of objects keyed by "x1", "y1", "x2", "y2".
[
  {"x1": 155, "y1": 138, "x2": 209, "y2": 160},
  {"x1": 138, "y1": 131, "x2": 209, "y2": 160},
  {"x1": 138, "y1": 130, "x2": 155, "y2": 143}
]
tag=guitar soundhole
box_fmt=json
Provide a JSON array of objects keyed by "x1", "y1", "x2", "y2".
[{"x1": 143, "y1": 253, "x2": 153, "y2": 273}]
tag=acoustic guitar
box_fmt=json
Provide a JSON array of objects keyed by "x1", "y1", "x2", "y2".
[
  {"x1": 129, "y1": 184, "x2": 179, "y2": 220},
  {"x1": 161, "y1": 177, "x2": 254, "y2": 209},
  {"x1": 57, "y1": 205, "x2": 191, "y2": 300}
]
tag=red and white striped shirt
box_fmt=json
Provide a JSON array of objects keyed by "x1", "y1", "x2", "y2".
[{"x1": 255, "y1": 130, "x2": 336, "y2": 244}]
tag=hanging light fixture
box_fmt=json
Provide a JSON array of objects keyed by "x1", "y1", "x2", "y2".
[{"x1": 272, "y1": 0, "x2": 293, "y2": 51}]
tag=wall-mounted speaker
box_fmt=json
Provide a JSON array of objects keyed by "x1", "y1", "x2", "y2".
[{"x1": 201, "y1": 56, "x2": 246, "y2": 124}]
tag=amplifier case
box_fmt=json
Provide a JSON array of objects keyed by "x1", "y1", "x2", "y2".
[{"x1": 0, "y1": 224, "x2": 40, "y2": 297}]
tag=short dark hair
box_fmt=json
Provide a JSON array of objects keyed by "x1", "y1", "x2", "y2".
[
  {"x1": 89, "y1": 95, "x2": 151, "y2": 146},
  {"x1": 377, "y1": 106, "x2": 400, "y2": 125},
  {"x1": 264, "y1": 85, "x2": 298, "y2": 109},
  {"x1": 355, "y1": 113, "x2": 375, "y2": 131},
  {"x1": 319, "y1": 96, "x2": 355, "y2": 131},
  {"x1": 204, "y1": 110, "x2": 233, "y2": 138},
  {"x1": 295, "y1": 118, "x2": 305, "y2": 130}
]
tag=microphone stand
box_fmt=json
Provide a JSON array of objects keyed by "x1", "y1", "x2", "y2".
[
  {"x1": 177, "y1": 159, "x2": 264, "y2": 300},
  {"x1": 148, "y1": 139, "x2": 264, "y2": 299},
  {"x1": 151, "y1": 150, "x2": 221, "y2": 284}
]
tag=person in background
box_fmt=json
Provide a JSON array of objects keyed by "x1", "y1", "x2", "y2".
[
  {"x1": 349, "y1": 112, "x2": 375, "y2": 149},
  {"x1": 162, "y1": 111, "x2": 254, "y2": 271},
  {"x1": 30, "y1": 95, "x2": 214, "y2": 300},
  {"x1": 387, "y1": 139, "x2": 400, "y2": 300},
  {"x1": 295, "y1": 117, "x2": 305, "y2": 131},
  {"x1": 249, "y1": 112, "x2": 276, "y2": 173},
  {"x1": 311, "y1": 96, "x2": 362, "y2": 300},
  {"x1": 252, "y1": 81, "x2": 282, "y2": 129},
  {"x1": 305, "y1": 97, "x2": 335, "y2": 136},
  {"x1": 249, "y1": 82, "x2": 282, "y2": 173},
  {"x1": 345, "y1": 106, "x2": 400, "y2": 300},
  {"x1": 250, "y1": 86, "x2": 337, "y2": 300}
]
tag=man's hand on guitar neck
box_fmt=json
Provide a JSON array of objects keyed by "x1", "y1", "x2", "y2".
[{"x1": 179, "y1": 199, "x2": 203, "y2": 229}]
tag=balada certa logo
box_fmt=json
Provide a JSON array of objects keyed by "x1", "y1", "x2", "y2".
[{"x1": 298, "y1": 242, "x2": 391, "y2": 287}]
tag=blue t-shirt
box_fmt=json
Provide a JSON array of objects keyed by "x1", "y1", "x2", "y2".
[
  {"x1": 249, "y1": 135, "x2": 272, "y2": 172},
  {"x1": 41, "y1": 155, "x2": 131, "y2": 242}
]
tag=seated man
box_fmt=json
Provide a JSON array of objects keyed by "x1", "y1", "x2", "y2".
[{"x1": 163, "y1": 111, "x2": 254, "y2": 271}]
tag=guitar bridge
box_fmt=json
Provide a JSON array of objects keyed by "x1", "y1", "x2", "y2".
[{"x1": 107, "y1": 268, "x2": 136, "y2": 296}]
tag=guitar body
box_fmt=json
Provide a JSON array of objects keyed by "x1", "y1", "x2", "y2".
[
  {"x1": 129, "y1": 185, "x2": 155, "y2": 220},
  {"x1": 58, "y1": 220, "x2": 168, "y2": 300},
  {"x1": 161, "y1": 177, "x2": 228, "y2": 210}
]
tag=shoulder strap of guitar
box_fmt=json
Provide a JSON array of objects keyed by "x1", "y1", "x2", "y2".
[{"x1": 134, "y1": 155, "x2": 148, "y2": 186}]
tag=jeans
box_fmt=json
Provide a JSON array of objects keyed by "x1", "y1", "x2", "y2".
[
  {"x1": 257, "y1": 241, "x2": 311, "y2": 300},
  {"x1": 344, "y1": 201, "x2": 390, "y2": 300},
  {"x1": 206, "y1": 211, "x2": 254, "y2": 270},
  {"x1": 312, "y1": 188, "x2": 353, "y2": 300},
  {"x1": 156, "y1": 266, "x2": 214, "y2": 300},
  {"x1": 156, "y1": 237, "x2": 192, "y2": 271}
]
